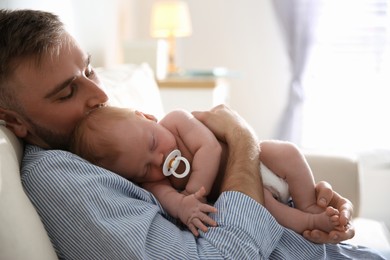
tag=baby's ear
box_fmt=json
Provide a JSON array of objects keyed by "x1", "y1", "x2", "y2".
[{"x1": 136, "y1": 110, "x2": 157, "y2": 122}]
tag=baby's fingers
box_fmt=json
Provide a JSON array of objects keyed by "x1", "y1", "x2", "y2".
[
  {"x1": 199, "y1": 205, "x2": 217, "y2": 227},
  {"x1": 193, "y1": 186, "x2": 207, "y2": 200},
  {"x1": 192, "y1": 218, "x2": 209, "y2": 233},
  {"x1": 187, "y1": 222, "x2": 200, "y2": 236},
  {"x1": 188, "y1": 214, "x2": 217, "y2": 235},
  {"x1": 200, "y1": 203, "x2": 218, "y2": 214}
]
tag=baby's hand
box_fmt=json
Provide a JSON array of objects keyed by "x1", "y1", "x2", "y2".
[{"x1": 178, "y1": 187, "x2": 218, "y2": 236}]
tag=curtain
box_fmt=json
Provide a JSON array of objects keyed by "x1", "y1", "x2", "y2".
[
  {"x1": 302, "y1": 0, "x2": 390, "y2": 151},
  {"x1": 272, "y1": 0, "x2": 319, "y2": 144}
]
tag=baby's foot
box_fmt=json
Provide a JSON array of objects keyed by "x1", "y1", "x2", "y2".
[{"x1": 310, "y1": 206, "x2": 340, "y2": 233}]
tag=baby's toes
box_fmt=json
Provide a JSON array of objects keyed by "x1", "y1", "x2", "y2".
[
  {"x1": 325, "y1": 206, "x2": 339, "y2": 217},
  {"x1": 330, "y1": 214, "x2": 340, "y2": 226}
]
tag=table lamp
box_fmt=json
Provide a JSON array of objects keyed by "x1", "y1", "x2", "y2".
[{"x1": 151, "y1": 0, "x2": 192, "y2": 75}]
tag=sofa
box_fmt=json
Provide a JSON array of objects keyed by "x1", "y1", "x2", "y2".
[{"x1": 1, "y1": 63, "x2": 389, "y2": 259}]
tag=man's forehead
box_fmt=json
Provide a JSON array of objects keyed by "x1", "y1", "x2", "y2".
[{"x1": 11, "y1": 41, "x2": 88, "y2": 91}]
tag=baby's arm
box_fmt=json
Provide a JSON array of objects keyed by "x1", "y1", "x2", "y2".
[
  {"x1": 160, "y1": 110, "x2": 222, "y2": 196},
  {"x1": 142, "y1": 179, "x2": 217, "y2": 236}
]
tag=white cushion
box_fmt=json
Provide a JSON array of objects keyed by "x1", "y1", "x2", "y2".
[
  {"x1": 96, "y1": 63, "x2": 165, "y2": 120},
  {"x1": 0, "y1": 125, "x2": 57, "y2": 260},
  {"x1": 347, "y1": 218, "x2": 390, "y2": 251}
]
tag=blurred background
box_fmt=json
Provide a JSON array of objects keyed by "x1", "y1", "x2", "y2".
[
  {"x1": 2, "y1": 0, "x2": 389, "y2": 153},
  {"x1": 0, "y1": 0, "x2": 291, "y2": 145}
]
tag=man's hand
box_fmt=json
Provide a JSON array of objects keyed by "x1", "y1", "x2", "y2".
[
  {"x1": 303, "y1": 181, "x2": 355, "y2": 243},
  {"x1": 192, "y1": 105, "x2": 264, "y2": 204},
  {"x1": 178, "y1": 187, "x2": 217, "y2": 236},
  {"x1": 192, "y1": 105, "x2": 256, "y2": 144}
]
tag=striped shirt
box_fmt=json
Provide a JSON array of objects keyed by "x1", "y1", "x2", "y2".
[{"x1": 21, "y1": 145, "x2": 385, "y2": 259}]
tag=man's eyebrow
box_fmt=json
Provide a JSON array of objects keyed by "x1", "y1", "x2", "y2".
[{"x1": 44, "y1": 55, "x2": 91, "y2": 99}]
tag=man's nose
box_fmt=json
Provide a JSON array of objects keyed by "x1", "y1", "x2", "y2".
[{"x1": 84, "y1": 80, "x2": 109, "y2": 108}]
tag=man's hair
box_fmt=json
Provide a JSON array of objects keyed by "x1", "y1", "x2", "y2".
[{"x1": 0, "y1": 9, "x2": 65, "y2": 108}]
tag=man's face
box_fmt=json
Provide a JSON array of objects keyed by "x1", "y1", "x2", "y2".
[{"x1": 8, "y1": 35, "x2": 108, "y2": 149}]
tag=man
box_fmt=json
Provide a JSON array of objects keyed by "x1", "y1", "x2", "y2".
[{"x1": 0, "y1": 9, "x2": 384, "y2": 259}]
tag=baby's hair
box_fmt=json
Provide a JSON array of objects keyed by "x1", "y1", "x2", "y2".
[{"x1": 70, "y1": 106, "x2": 135, "y2": 166}]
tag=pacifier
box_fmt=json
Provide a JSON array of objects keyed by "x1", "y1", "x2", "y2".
[{"x1": 162, "y1": 149, "x2": 190, "y2": 178}]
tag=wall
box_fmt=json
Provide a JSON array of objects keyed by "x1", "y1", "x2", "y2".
[
  {"x1": 131, "y1": 0, "x2": 291, "y2": 140},
  {"x1": 0, "y1": 0, "x2": 75, "y2": 32},
  {"x1": 188, "y1": 1, "x2": 290, "y2": 141},
  {"x1": 0, "y1": 0, "x2": 290, "y2": 140}
]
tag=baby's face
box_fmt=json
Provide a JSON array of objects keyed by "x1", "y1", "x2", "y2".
[{"x1": 107, "y1": 110, "x2": 177, "y2": 183}]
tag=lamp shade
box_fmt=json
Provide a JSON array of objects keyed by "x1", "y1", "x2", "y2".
[{"x1": 151, "y1": 1, "x2": 192, "y2": 38}]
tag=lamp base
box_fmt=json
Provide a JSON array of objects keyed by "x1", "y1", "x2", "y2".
[
  {"x1": 167, "y1": 35, "x2": 178, "y2": 74},
  {"x1": 156, "y1": 39, "x2": 168, "y2": 79},
  {"x1": 156, "y1": 37, "x2": 181, "y2": 79},
  {"x1": 167, "y1": 63, "x2": 179, "y2": 74}
]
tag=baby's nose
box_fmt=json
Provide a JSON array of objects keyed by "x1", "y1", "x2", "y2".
[{"x1": 152, "y1": 152, "x2": 164, "y2": 167}]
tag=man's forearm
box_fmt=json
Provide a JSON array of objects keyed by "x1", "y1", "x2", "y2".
[
  {"x1": 220, "y1": 126, "x2": 264, "y2": 204},
  {"x1": 192, "y1": 105, "x2": 265, "y2": 204}
]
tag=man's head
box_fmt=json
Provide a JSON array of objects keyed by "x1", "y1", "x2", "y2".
[{"x1": 0, "y1": 9, "x2": 108, "y2": 149}]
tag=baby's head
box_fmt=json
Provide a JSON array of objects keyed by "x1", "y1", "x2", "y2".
[
  {"x1": 71, "y1": 106, "x2": 176, "y2": 183},
  {"x1": 70, "y1": 106, "x2": 136, "y2": 169}
]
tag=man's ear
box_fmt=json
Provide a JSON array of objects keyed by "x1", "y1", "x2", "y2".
[{"x1": 0, "y1": 108, "x2": 28, "y2": 138}]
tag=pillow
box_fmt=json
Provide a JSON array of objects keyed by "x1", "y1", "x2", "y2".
[
  {"x1": 0, "y1": 126, "x2": 58, "y2": 260},
  {"x1": 96, "y1": 63, "x2": 165, "y2": 120}
]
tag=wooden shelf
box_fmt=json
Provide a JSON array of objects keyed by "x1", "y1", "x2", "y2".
[{"x1": 157, "y1": 78, "x2": 219, "y2": 89}]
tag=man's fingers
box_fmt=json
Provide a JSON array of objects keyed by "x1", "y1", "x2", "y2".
[
  {"x1": 315, "y1": 181, "x2": 333, "y2": 208},
  {"x1": 303, "y1": 224, "x2": 355, "y2": 244}
]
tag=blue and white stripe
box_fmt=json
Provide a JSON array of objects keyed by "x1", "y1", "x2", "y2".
[{"x1": 21, "y1": 145, "x2": 385, "y2": 259}]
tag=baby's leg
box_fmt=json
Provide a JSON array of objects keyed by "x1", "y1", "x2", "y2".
[
  {"x1": 260, "y1": 140, "x2": 322, "y2": 213},
  {"x1": 264, "y1": 189, "x2": 340, "y2": 234}
]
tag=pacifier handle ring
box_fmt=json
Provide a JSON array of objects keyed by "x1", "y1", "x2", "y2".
[
  {"x1": 162, "y1": 149, "x2": 191, "y2": 179},
  {"x1": 171, "y1": 157, "x2": 190, "y2": 178}
]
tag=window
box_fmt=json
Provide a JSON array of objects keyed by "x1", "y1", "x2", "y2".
[{"x1": 302, "y1": 0, "x2": 390, "y2": 151}]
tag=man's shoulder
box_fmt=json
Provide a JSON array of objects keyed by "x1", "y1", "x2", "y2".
[
  {"x1": 21, "y1": 144, "x2": 103, "y2": 180},
  {"x1": 22, "y1": 144, "x2": 83, "y2": 169},
  {"x1": 21, "y1": 144, "x2": 159, "y2": 205}
]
